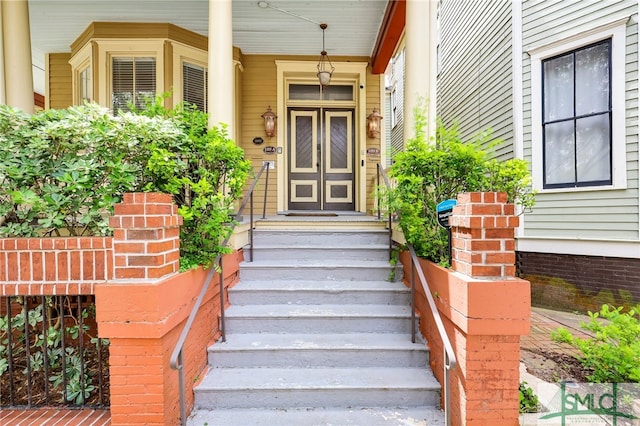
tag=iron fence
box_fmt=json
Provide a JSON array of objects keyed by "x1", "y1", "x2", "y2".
[{"x1": 0, "y1": 295, "x2": 109, "y2": 408}]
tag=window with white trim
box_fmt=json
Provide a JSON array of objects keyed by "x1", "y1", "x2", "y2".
[
  {"x1": 530, "y1": 19, "x2": 627, "y2": 192},
  {"x1": 112, "y1": 57, "x2": 156, "y2": 113},
  {"x1": 542, "y1": 39, "x2": 611, "y2": 188},
  {"x1": 78, "y1": 66, "x2": 92, "y2": 103},
  {"x1": 183, "y1": 62, "x2": 208, "y2": 112},
  {"x1": 391, "y1": 87, "x2": 398, "y2": 128}
]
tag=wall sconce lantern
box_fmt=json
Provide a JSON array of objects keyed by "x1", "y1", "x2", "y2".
[
  {"x1": 317, "y1": 23, "x2": 334, "y2": 87},
  {"x1": 366, "y1": 108, "x2": 383, "y2": 138},
  {"x1": 261, "y1": 106, "x2": 277, "y2": 137}
]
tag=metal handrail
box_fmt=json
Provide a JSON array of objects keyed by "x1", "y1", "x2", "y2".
[
  {"x1": 376, "y1": 163, "x2": 457, "y2": 426},
  {"x1": 170, "y1": 162, "x2": 270, "y2": 425}
]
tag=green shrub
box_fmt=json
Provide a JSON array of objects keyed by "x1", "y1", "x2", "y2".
[
  {"x1": 388, "y1": 107, "x2": 535, "y2": 264},
  {"x1": 551, "y1": 304, "x2": 640, "y2": 383},
  {"x1": 519, "y1": 381, "x2": 540, "y2": 413},
  {"x1": 135, "y1": 99, "x2": 252, "y2": 269},
  {"x1": 0, "y1": 101, "x2": 251, "y2": 269},
  {"x1": 0, "y1": 104, "x2": 181, "y2": 237}
]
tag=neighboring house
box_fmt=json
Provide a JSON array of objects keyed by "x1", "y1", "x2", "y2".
[{"x1": 436, "y1": 0, "x2": 640, "y2": 309}]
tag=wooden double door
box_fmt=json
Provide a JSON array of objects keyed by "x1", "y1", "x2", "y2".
[{"x1": 288, "y1": 107, "x2": 355, "y2": 211}]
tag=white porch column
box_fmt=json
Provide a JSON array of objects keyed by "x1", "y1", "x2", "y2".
[
  {"x1": 404, "y1": 0, "x2": 437, "y2": 142},
  {"x1": 1, "y1": 0, "x2": 34, "y2": 113},
  {"x1": 208, "y1": 0, "x2": 234, "y2": 137},
  {"x1": 0, "y1": 2, "x2": 5, "y2": 105}
]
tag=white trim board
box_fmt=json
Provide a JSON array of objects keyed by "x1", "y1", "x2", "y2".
[{"x1": 516, "y1": 237, "x2": 640, "y2": 258}]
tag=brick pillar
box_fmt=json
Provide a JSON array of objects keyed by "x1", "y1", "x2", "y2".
[
  {"x1": 449, "y1": 192, "x2": 529, "y2": 425},
  {"x1": 97, "y1": 193, "x2": 188, "y2": 424},
  {"x1": 450, "y1": 192, "x2": 519, "y2": 278},
  {"x1": 109, "y1": 193, "x2": 182, "y2": 280},
  {"x1": 403, "y1": 191, "x2": 530, "y2": 426}
]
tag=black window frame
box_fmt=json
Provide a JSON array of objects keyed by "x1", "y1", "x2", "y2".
[{"x1": 541, "y1": 39, "x2": 613, "y2": 189}]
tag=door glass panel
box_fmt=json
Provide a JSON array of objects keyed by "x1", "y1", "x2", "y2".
[
  {"x1": 330, "y1": 116, "x2": 348, "y2": 169},
  {"x1": 295, "y1": 115, "x2": 314, "y2": 169}
]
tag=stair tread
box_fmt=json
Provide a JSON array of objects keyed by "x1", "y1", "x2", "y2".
[
  {"x1": 240, "y1": 260, "x2": 397, "y2": 267},
  {"x1": 210, "y1": 333, "x2": 426, "y2": 351},
  {"x1": 225, "y1": 304, "x2": 411, "y2": 317},
  {"x1": 197, "y1": 367, "x2": 440, "y2": 390},
  {"x1": 188, "y1": 407, "x2": 444, "y2": 426},
  {"x1": 230, "y1": 280, "x2": 408, "y2": 290}
]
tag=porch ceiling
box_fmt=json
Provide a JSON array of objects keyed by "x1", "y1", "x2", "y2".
[{"x1": 27, "y1": 0, "x2": 389, "y2": 94}]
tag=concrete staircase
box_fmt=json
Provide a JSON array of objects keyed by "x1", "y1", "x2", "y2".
[{"x1": 188, "y1": 218, "x2": 444, "y2": 425}]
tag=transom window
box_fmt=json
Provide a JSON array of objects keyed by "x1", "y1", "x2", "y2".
[
  {"x1": 542, "y1": 39, "x2": 612, "y2": 189},
  {"x1": 112, "y1": 57, "x2": 156, "y2": 113},
  {"x1": 288, "y1": 84, "x2": 353, "y2": 101}
]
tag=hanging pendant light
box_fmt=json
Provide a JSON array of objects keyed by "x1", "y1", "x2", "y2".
[{"x1": 317, "y1": 23, "x2": 334, "y2": 87}]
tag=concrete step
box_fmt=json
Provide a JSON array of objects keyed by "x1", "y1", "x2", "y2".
[
  {"x1": 228, "y1": 280, "x2": 410, "y2": 305},
  {"x1": 224, "y1": 304, "x2": 414, "y2": 334},
  {"x1": 239, "y1": 260, "x2": 403, "y2": 282},
  {"x1": 248, "y1": 244, "x2": 390, "y2": 262},
  {"x1": 188, "y1": 406, "x2": 445, "y2": 425},
  {"x1": 193, "y1": 367, "x2": 441, "y2": 409},
  {"x1": 208, "y1": 333, "x2": 428, "y2": 368},
  {"x1": 251, "y1": 229, "x2": 390, "y2": 246}
]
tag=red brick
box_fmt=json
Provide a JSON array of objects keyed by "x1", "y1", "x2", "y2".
[
  {"x1": 469, "y1": 265, "x2": 502, "y2": 277},
  {"x1": 128, "y1": 255, "x2": 164, "y2": 267},
  {"x1": 485, "y1": 252, "x2": 515, "y2": 265},
  {"x1": 127, "y1": 229, "x2": 160, "y2": 240},
  {"x1": 483, "y1": 192, "x2": 496, "y2": 203},
  {"x1": 145, "y1": 204, "x2": 174, "y2": 215},
  {"x1": 31, "y1": 252, "x2": 43, "y2": 281},
  {"x1": 0, "y1": 253, "x2": 6, "y2": 282},
  {"x1": 94, "y1": 251, "x2": 106, "y2": 280},
  {"x1": 7, "y1": 252, "x2": 18, "y2": 281},
  {"x1": 82, "y1": 251, "x2": 95, "y2": 280},
  {"x1": 147, "y1": 240, "x2": 174, "y2": 253},
  {"x1": 115, "y1": 267, "x2": 146, "y2": 279},
  {"x1": 28, "y1": 238, "x2": 41, "y2": 250},
  {"x1": 469, "y1": 204, "x2": 503, "y2": 215},
  {"x1": 43, "y1": 252, "x2": 55, "y2": 281},
  {"x1": 67, "y1": 238, "x2": 78, "y2": 249},
  {"x1": 70, "y1": 251, "x2": 81, "y2": 280},
  {"x1": 114, "y1": 242, "x2": 145, "y2": 254},
  {"x1": 113, "y1": 229, "x2": 125, "y2": 240},
  {"x1": 485, "y1": 228, "x2": 514, "y2": 239},
  {"x1": 114, "y1": 203, "x2": 145, "y2": 216},
  {"x1": 147, "y1": 263, "x2": 174, "y2": 279},
  {"x1": 146, "y1": 193, "x2": 173, "y2": 204},
  {"x1": 468, "y1": 240, "x2": 501, "y2": 251},
  {"x1": 502, "y1": 204, "x2": 515, "y2": 216},
  {"x1": 3, "y1": 239, "x2": 16, "y2": 250}
]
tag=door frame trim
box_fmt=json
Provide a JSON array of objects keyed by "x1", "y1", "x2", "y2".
[{"x1": 275, "y1": 60, "x2": 368, "y2": 213}]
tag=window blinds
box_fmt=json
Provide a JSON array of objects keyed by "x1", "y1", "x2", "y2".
[
  {"x1": 112, "y1": 57, "x2": 156, "y2": 113},
  {"x1": 183, "y1": 62, "x2": 207, "y2": 112}
]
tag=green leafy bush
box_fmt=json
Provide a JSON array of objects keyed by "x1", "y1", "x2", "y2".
[
  {"x1": 388, "y1": 108, "x2": 535, "y2": 264},
  {"x1": 552, "y1": 304, "x2": 640, "y2": 383},
  {"x1": 0, "y1": 104, "x2": 177, "y2": 237},
  {"x1": 519, "y1": 381, "x2": 540, "y2": 413},
  {"x1": 0, "y1": 101, "x2": 251, "y2": 269},
  {"x1": 134, "y1": 98, "x2": 252, "y2": 269}
]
